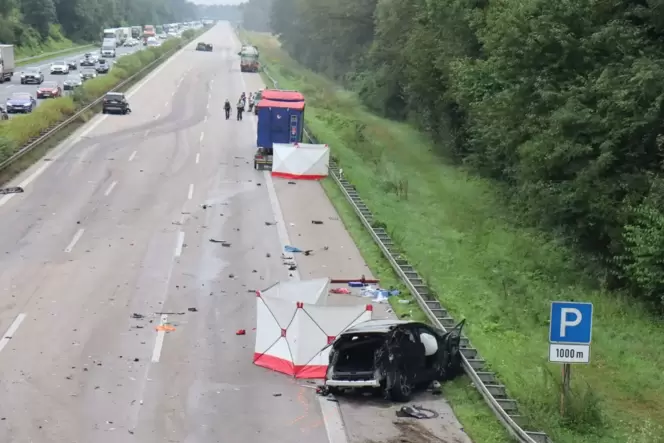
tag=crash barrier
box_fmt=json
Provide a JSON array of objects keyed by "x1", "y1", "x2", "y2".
[
  {"x1": 0, "y1": 28, "x2": 211, "y2": 174},
  {"x1": 16, "y1": 44, "x2": 97, "y2": 64},
  {"x1": 257, "y1": 61, "x2": 554, "y2": 443}
]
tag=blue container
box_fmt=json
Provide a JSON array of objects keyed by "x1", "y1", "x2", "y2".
[{"x1": 256, "y1": 99, "x2": 305, "y2": 149}]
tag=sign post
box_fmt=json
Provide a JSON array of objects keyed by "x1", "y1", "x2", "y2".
[{"x1": 549, "y1": 301, "x2": 593, "y2": 415}]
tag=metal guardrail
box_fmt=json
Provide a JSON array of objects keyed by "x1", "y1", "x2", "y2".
[
  {"x1": 257, "y1": 59, "x2": 554, "y2": 443},
  {"x1": 0, "y1": 31, "x2": 209, "y2": 173},
  {"x1": 16, "y1": 44, "x2": 96, "y2": 64}
]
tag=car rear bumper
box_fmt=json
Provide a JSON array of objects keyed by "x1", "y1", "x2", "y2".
[{"x1": 325, "y1": 379, "x2": 380, "y2": 388}]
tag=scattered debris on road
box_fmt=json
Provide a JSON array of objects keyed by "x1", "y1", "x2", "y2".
[
  {"x1": 188, "y1": 307, "x2": 198, "y2": 312},
  {"x1": 209, "y1": 239, "x2": 231, "y2": 246},
  {"x1": 0, "y1": 187, "x2": 24, "y2": 195},
  {"x1": 236, "y1": 329, "x2": 246, "y2": 335},
  {"x1": 396, "y1": 405, "x2": 439, "y2": 419},
  {"x1": 311, "y1": 220, "x2": 323, "y2": 225}
]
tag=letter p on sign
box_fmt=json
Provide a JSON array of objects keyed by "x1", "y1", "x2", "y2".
[
  {"x1": 549, "y1": 302, "x2": 593, "y2": 345},
  {"x1": 560, "y1": 308, "x2": 582, "y2": 338}
]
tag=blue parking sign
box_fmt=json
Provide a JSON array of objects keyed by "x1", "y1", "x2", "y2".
[{"x1": 549, "y1": 301, "x2": 593, "y2": 344}]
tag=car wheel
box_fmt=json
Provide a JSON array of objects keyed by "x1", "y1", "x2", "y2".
[
  {"x1": 102, "y1": 109, "x2": 107, "y2": 114},
  {"x1": 386, "y1": 371, "x2": 413, "y2": 402}
]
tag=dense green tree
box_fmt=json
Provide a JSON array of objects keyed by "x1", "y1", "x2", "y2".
[{"x1": 267, "y1": 0, "x2": 664, "y2": 306}]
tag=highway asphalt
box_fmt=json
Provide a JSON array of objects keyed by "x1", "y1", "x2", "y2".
[
  {"x1": 0, "y1": 22, "x2": 337, "y2": 443},
  {"x1": 2, "y1": 44, "x2": 140, "y2": 117}
]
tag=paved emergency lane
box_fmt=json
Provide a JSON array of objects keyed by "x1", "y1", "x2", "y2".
[
  {"x1": 1, "y1": 44, "x2": 139, "y2": 117},
  {"x1": 0, "y1": 22, "x2": 333, "y2": 443}
]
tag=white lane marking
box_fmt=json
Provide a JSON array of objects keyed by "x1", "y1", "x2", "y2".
[
  {"x1": 6, "y1": 84, "x2": 14, "y2": 89},
  {"x1": 195, "y1": 153, "x2": 200, "y2": 164},
  {"x1": 187, "y1": 184, "x2": 194, "y2": 200},
  {"x1": 171, "y1": 91, "x2": 175, "y2": 97},
  {"x1": 0, "y1": 42, "x2": 191, "y2": 208},
  {"x1": 0, "y1": 313, "x2": 27, "y2": 354},
  {"x1": 128, "y1": 151, "x2": 137, "y2": 162},
  {"x1": 64, "y1": 228, "x2": 85, "y2": 253},
  {"x1": 155, "y1": 113, "x2": 160, "y2": 119},
  {"x1": 233, "y1": 29, "x2": 349, "y2": 443},
  {"x1": 199, "y1": 132, "x2": 204, "y2": 143},
  {"x1": 104, "y1": 180, "x2": 117, "y2": 196},
  {"x1": 151, "y1": 314, "x2": 168, "y2": 362},
  {"x1": 204, "y1": 115, "x2": 208, "y2": 123},
  {"x1": 174, "y1": 231, "x2": 185, "y2": 257},
  {"x1": 165, "y1": 100, "x2": 169, "y2": 106},
  {"x1": 144, "y1": 129, "x2": 150, "y2": 137},
  {"x1": 206, "y1": 102, "x2": 209, "y2": 110}
]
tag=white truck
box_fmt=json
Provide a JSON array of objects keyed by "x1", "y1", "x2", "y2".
[
  {"x1": 101, "y1": 38, "x2": 117, "y2": 57},
  {"x1": 0, "y1": 44, "x2": 15, "y2": 83}
]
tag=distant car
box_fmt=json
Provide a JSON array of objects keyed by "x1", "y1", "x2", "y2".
[
  {"x1": 80, "y1": 68, "x2": 97, "y2": 81},
  {"x1": 20, "y1": 67, "x2": 44, "y2": 84},
  {"x1": 147, "y1": 40, "x2": 161, "y2": 47},
  {"x1": 123, "y1": 38, "x2": 136, "y2": 47},
  {"x1": 37, "y1": 81, "x2": 62, "y2": 99},
  {"x1": 66, "y1": 59, "x2": 78, "y2": 70},
  {"x1": 196, "y1": 42, "x2": 212, "y2": 51},
  {"x1": 50, "y1": 61, "x2": 69, "y2": 74},
  {"x1": 158, "y1": 33, "x2": 167, "y2": 39},
  {"x1": 102, "y1": 92, "x2": 130, "y2": 114},
  {"x1": 80, "y1": 55, "x2": 95, "y2": 67},
  {"x1": 6, "y1": 92, "x2": 36, "y2": 113},
  {"x1": 95, "y1": 59, "x2": 109, "y2": 73},
  {"x1": 63, "y1": 74, "x2": 83, "y2": 90},
  {"x1": 323, "y1": 320, "x2": 464, "y2": 402}
]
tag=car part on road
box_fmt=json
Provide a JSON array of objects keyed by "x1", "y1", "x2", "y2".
[
  {"x1": 396, "y1": 405, "x2": 440, "y2": 419},
  {"x1": 0, "y1": 186, "x2": 23, "y2": 194}
]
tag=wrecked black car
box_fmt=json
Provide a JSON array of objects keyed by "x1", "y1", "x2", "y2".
[{"x1": 324, "y1": 319, "x2": 464, "y2": 401}]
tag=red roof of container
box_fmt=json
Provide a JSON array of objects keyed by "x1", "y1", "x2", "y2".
[
  {"x1": 257, "y1": 99, "x2": 305, "y2": 110},
  {"x1": 261, "y1": 90, "x2": 305, "y2": 101}
]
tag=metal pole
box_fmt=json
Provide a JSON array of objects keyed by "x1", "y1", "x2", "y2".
[{"x1": 560, "y1": 363, "x2": 571, "y2": 416}]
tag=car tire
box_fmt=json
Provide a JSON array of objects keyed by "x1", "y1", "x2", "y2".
[
  {"x1": 102, "y1": 109, "x2": 107, "y2": 114},
  {"x1": 386, "y1": 371, "x2": 413, "y2": 402}
]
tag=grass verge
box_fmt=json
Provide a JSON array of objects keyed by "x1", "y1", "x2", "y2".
[
  {"x1": 243, "y1": 30, "x2": 664, "y2": 443},
  {"x1": 16, "y1": 44, "x2": 95, "y2": 66}
]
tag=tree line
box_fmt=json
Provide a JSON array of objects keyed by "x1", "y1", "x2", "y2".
[
  {"x1": 246, "y1": 0, "x2": 664, "y2": 307},
  {"x1": 0, "y1": 0, "x2": 204, "y2": 48}
]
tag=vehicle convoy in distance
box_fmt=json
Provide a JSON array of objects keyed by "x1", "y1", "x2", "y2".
[
  {"x1": 37, "y1": 81, "x2": 62, "y2": 99},
  {"x1": 238, "y1": 45, "x2": 259, "y2": 72},
  {"x1": 102, "y1": 92, "x2": 130, "y2": 114},
  {"x1": 0, "y1": 44, "x2": 15, "y2": 83},
  {"x1": 20, "y1": 67, "x2": 44, "y2": 84},
  {"x1": 323, "y1": 319, "x2": 465, "y2": 401},
  {"x1": 6, "y1": 92, "x2": 36, "y2": 113},
  {"x1": 196, "y1": 42, "x2": 213, "y2": 51}
]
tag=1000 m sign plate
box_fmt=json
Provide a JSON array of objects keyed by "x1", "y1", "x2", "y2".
[{"x1": 549, "y1": 343, "x2": 590, "y2": 363}]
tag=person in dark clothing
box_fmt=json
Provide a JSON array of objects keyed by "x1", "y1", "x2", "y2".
[{"x1": 224, "y1": 99, "x2": 231, "y2": 120}]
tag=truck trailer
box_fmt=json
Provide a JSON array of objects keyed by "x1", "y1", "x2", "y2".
[
  {"x1": 239, "y1": 45, "x2": 259, "y2": 72},
  {"x1": 0, "y1": 44, "x2": 15, "y2": 83}
]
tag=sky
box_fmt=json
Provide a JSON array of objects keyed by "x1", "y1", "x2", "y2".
[{"x1": 195, "y1": 0, "x2": 245, "y2": 4}]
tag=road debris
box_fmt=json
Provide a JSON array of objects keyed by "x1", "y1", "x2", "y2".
[
  {"x1": 0, "y1": 187, "x2": 24, "y2": 195},
  {"x1": 236, "y1": 329, "x2": 246, "y2": 335},
  {"x1": 188, "y1": 307, "x2": 198, "y2": 312},
  {"x1": 131, "y1": 313, "x2": 144, "y2": 319},
  {"x1": 395, "y1": 405, "x2": 439, "y2": 419},
  {"x1": 311, "y1": 220, "x2": 323, "y2": 224},
  {"x1": 209, "y1": 239, "x2": 231, "y2": 246}
]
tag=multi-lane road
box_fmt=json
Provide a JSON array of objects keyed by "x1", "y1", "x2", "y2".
[
  {"x1": 2, "y1": 44, "x2": 140, "y2": 115},
  {"x1": 0, "y1": 22, "x2": 338, "y2": 443}
]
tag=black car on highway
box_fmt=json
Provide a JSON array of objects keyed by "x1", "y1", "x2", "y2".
[
  {"x1": 20, "y1": 67, "x2": 44, "y2": 84},
  {"x1": 102, "y1": 92, "x2": 130, "y2": 114},
  {"x1": 95, "y1": 59, "x2": 109, "y2": 73},
  {"x1": 66, "y1": 59, "x2": 78, "y2": 70},
  {"x1": 196, "y1": 42, "x2": 212, "y2": 51},
  {"x1": 63, "y1": 74, "x2": 83, "y2": 90}
]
